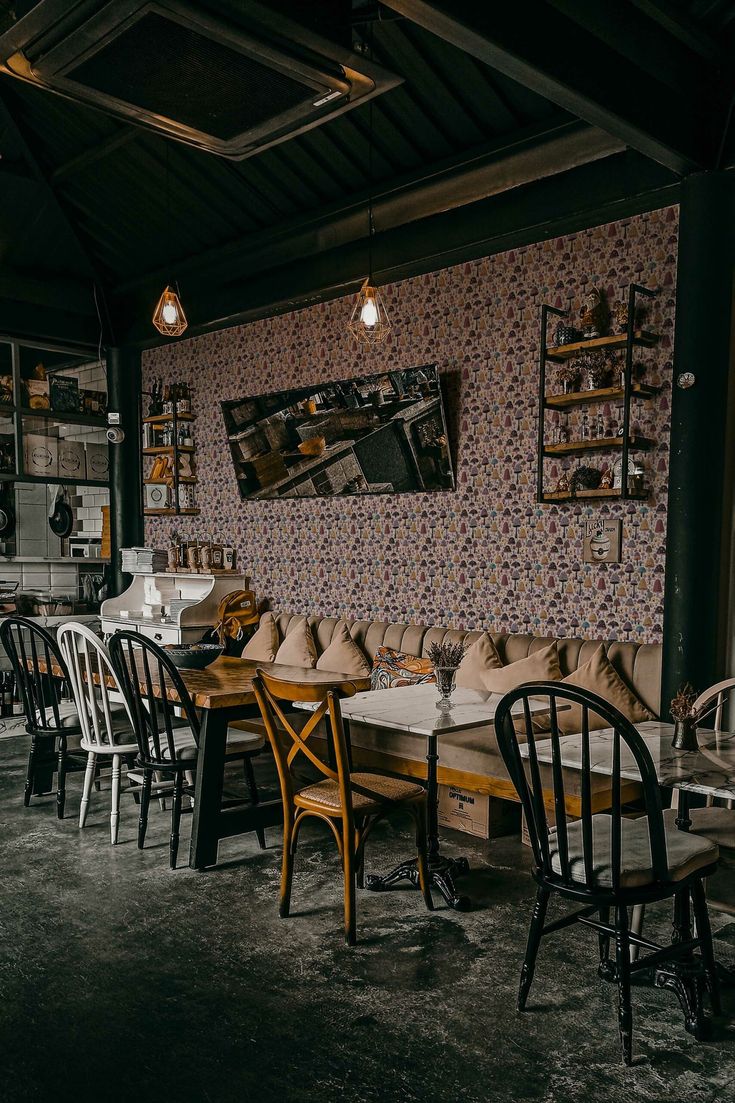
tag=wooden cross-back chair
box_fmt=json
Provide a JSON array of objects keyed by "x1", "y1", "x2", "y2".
[
  {"x1": 252, "y1": 668, "x2": 433, "y2": 945},
  {"x1": 109, "y1": 630, "x2": 266, "y2": 867},
  {"x1": 57, "y1": 622, "x2": 139, "y2": 844},
  {"x1": 495, "y1": 681, "x2": 720, "y2": 1065},
  {"x1": 0, "y1": 615, "x2": 86, "y2": 818}
]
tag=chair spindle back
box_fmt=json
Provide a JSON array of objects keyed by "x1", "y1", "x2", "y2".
[
  {"x1": 57, "y1": 622, "x2": 135, "y2": 748},
  {"x1": 109, "y1": 630, "x2": 200, "y2": 765},
  {"x1": 495, "y1": 682, "x2": 669, "y2": 896},
  {"x1": 0, "y1": 615, "x2": 71, "y2": 734}
]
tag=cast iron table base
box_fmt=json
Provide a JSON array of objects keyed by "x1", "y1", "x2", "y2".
[
  {"x1": 364, "y1": 727, "x2": 472, "y2": 910},
  {"x1": 366, "y1": 854, "x2": 471, "y2": 910}
]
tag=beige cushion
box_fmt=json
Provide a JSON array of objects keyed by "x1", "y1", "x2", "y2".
[
  {"x1": 549, "y1": 811, "x2": 718, "y2": 888},
  {"x1": 275, "y1": 616, "x2": 317, "y2": 668},
  {"x1": 558, "y1": 644, "x2": 654, "y2": 734},
  {"x1": 687, "y1": 806, "x2": 735, "y2": 850},
  {"x1": 243, "y1": 612, "x2": 279, "y2": 662},
  {"x1": 482, "y1": 642, "x2": 562, "y2": 695},
  {"x1": 316, "y1": 622, "x2": 371, "y2": 677},
  {"x1": 296, "y1": 771, "x2": 424, "y2": 811},
  {"x1": 456, "y1": 632, "x2": 502, "y2": 690}
]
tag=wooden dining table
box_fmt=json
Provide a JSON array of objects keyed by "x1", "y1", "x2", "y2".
[{"x1": 35, "y1": 652, "x2": 369, "y2": 869}]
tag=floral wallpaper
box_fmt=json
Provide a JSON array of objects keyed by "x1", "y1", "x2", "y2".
[{"x1": 143, "y1": 206, "x2": 678, "y2": 644}]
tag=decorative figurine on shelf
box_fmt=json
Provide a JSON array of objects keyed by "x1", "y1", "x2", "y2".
[
  {"x1": 614, "y1": 299, "x2": 648, "y2": 335},
  {"x1": 670, "y1": 683, "x2": 699, "y2": 751},
  {"x1": 569, "y1": 465, "x2": 602, "y2": 496},
  {"x1": 613, "y1": 301, "x2": 629, "y2": 334},
  {"x1": 580, "y1": 287, "x2": 610, "y2": 339},
  {"x1": 553, "y1": 321, "x2": 580, "y2": 347},
  {"x1": 555, "y1": 361, "x2": 580, "y2": 394},
  {"x1": 554, "y1": 468, "x2": 571, "y2": 494},
  {"x1": 599, "y1": 466, "x2": 614, "y2": 490}
]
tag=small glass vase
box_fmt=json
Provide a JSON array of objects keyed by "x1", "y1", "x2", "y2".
[
  {"x1": 435, "y1": 666, "x2": 458, "y2": 712},
  {"x1": 671, "y1": 718, "x2": 698, "y2": 752}
]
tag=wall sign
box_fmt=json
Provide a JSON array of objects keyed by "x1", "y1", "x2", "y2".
[{"x1": 583, "y1": 518, "x2": 622, "y2": 563}]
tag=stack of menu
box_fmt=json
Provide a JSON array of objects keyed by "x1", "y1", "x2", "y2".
[{"x1": 121, "y1": 547, "x2": 168, "y2": 574}]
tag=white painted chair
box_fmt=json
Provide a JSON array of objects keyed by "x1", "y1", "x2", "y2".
[{"x1": 57, "y1": 622, "x2": 138, "y2": 844}]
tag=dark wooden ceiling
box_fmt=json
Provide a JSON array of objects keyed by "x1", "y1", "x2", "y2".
[{"x1": 0, "y1": 0, "x2": 731, "y2": 348}]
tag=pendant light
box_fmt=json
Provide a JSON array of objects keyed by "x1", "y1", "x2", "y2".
[
  {"x1": 153, "y1": 285, "x2": 188, "y2": 336},
  {"x1": 347, "y1": 24, "x2": 390, "y2": 346},
  {"x1": 152, "y1": 144, "x2": 188, "y2": 338}
]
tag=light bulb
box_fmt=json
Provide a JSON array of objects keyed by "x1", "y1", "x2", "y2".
[
  {"x1": 360, "y1": 296, "x2": 378, "y2": 327},
  {"x1": 162, "y1": 300, "x2": 178, "y2": 325}
]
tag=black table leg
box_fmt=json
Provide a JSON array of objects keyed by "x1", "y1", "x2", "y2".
[
  {"x1": 189, "y1": 709, "x2": 229, "y2": 870},
  {"x1": 366, "y1": 731, "x2": 471, "y2": 910}
]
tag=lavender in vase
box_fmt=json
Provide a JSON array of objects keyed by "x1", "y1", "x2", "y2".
[{"x1": 428, "y1": 640, "x2": 467, "y2": 712}]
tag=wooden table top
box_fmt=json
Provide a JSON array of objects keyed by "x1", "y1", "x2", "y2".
[{"x1": 36, "y1": 653, "x2": 370, "y2": 711}]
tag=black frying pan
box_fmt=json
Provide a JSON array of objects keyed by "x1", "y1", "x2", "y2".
[
  {"x1": 49, "y1": 486, "x2": 74, "y2": 539},
  {"x1": 0, "y1": 492, "x2": 15, "y2": 539}
]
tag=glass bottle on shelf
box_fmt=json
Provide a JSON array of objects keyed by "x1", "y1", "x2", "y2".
[
  {"x1": 595, "y1": 413, "x2": 605, "y2": 439},
  {"x1": 580, "y1": 411, "x2": 591, "y2": 440}
]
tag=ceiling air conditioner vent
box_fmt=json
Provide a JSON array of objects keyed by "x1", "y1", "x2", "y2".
[{"x1": 0, "y1": 0, "x2": 400, "y2": 158}]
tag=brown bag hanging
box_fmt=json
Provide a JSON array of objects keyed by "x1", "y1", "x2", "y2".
[{"x1": 212, "y1": 589, "x2": 259, "y2": 645}]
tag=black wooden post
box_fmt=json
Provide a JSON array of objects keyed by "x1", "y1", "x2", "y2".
[
  {"x1": 106, "y1": 345, "x2": 143, "y2": 596},
  {"x1": 661, "y1": 172, "x2": 735, "y2": 716}
]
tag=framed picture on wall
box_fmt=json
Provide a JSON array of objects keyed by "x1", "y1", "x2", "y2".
[
  {"x1": 221, "y1": 364, "x2": 455, "y2": 501},
  {"x1": 583, "y1": 519, "x2": 622, "y2": 563}
]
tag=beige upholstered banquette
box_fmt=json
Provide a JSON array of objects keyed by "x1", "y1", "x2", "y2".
[{"x1": 265, "y1": 613, "x2": 661, "y2": 821}]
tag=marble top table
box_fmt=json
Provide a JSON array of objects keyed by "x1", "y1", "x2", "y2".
[
  {"x1": 336, "y1": 684, "x2": 548, "y2": 910},
  {"x1": 339, "y1": 683, "x2": 548, "y2": 734},
  {"x1": 522, "y1": 721, "x2": 735, "y2": 801}
]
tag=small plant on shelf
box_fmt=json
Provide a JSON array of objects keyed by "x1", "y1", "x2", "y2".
[
  {"x1": 569, "y1": 465, "x2": 602, "y2": 496},
  {"x1": 555, "y1": 361, "x2": 581, "y2": 394}
]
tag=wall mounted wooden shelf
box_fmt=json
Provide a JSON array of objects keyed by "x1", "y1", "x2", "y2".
[
  {"x1": 544, "y1": 436, "x2": 653, "y2": 457},
  {"x1": 144, "y1": 507, "x2": 200, "y2": 516},
  {"x1": 141, "y1": 398, "x2": 198, "y2": 515},
  {"x1": 544, "y1": 383, "x2": 660, "y2": 409},
  {"x1": 541, "y1": 488, "x2": 649, "y2": 503},
  {"x1": 143, "y1": 445, "x2": 195, "y2": 455},
  {"x1": 143, "y1": 412, "x2": 195, "y2": 424},
  {"x1": 545, "y1": 331, "x2": 658, "y2": 361},
  {"x1": 537, "y1": 283, "x2": 659, "y2": 504}
]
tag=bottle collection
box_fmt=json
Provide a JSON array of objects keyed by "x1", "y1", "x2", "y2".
[
  {"x1": 143, "y1": 380, "x2": 199, "y2": 515},
  {"x1": 550, "y1": 408, "x2": 640, "y2": 446},
  {"x1": 148, "y1": 381, "x2": 192, "y2": 417},
  {"x1": 167, "y1": 531, "x2": 236, "y2": 573}
]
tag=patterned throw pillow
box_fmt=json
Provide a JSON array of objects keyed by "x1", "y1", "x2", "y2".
[{"x1": 370, "y1": 646, "x2": 436, "y2": 691}]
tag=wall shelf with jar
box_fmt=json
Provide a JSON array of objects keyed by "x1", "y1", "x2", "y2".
[
  {"x1": 537, "y1": 283, "x2": 661, "y2": 504},
  {"x1": 141, "y1": 382, "x2": 199, "y2": 516}
]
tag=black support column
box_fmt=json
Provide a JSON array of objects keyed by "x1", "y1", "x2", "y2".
[
  {"x1": 106, "y1": 345, "x2": 143, "y2": 596},
  {"x1": 661, "y1": 173, "x2": 735, "y2": 715}
]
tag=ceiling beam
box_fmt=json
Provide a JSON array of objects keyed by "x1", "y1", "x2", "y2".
[
  {"x1": 120, "y1": 149, "x2": 678, "y2": 347},
  {"x1": 51, "y1": 128, "x2": 138, "y2": 184},
  {"x1": 116, "y1": 118, "x2": 621, "y2": 297},
  {"x1": 0, "y1": 86, "x2": 118, "y2": 341},
  {"x1": 380, "y1": 0, "x2": 715, "y2": 175},
  {"x1": 625, "y1": 0, "x2": 722, "y2": 61},
  {"x1": 0, "y1": 269, "x2": 96, "y2": 314}
]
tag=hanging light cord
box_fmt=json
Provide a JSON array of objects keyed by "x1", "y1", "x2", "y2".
[{"x1": 367, "y1": 20, "x2": 374, "y2": 284}]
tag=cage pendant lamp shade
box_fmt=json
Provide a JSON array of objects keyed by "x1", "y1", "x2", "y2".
[
  {"x1": 347, "y1": 278, "x2": 391, "y2": 345},
  {"x1": 152, "y1": 285, "x2": 188, "y2": 337}
]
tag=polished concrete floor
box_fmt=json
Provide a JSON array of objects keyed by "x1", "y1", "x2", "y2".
[{"x1": 2, "y1": 734, "x2": 735, "y2": 1103}]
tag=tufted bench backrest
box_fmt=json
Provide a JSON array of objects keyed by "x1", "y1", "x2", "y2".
[{"x1": 270, "y1": 613, "x2": 662, "y2": 718}]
